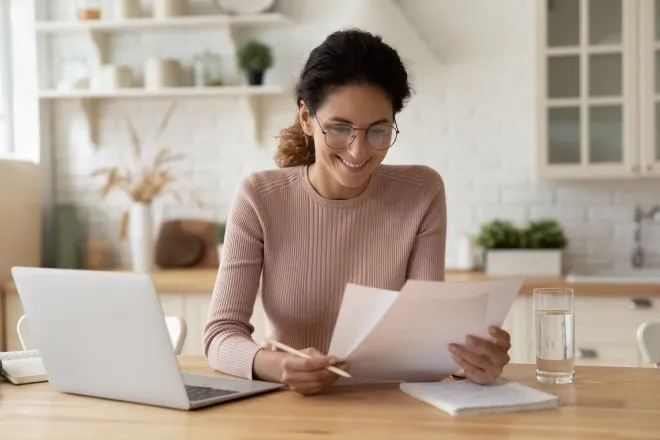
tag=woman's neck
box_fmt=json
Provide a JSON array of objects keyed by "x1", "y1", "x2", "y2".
[{"x1": 307, "y1": 163, "x2": 370, "y2": 200}]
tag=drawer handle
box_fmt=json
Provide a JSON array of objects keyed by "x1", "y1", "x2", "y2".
[
  {"x1": 629, "y1": 297, "x2": 652, "y2": 309},
  {"x1": 576, "y1": 348, "x2": 598, "y2": 359}
]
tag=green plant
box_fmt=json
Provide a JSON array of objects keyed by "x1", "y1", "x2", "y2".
[
  {"x1": 237, "y1": 40, "x2": 273, "y2": 72},
  {"x1": 475, "y1": 219, "x2": 522, "y2": 250},
  {"x1": 475, "y1": 218, "x2": 568, "y2": 250},
  {"x1": 521, "y1": 219, "x2": 568, "y2": 249}
]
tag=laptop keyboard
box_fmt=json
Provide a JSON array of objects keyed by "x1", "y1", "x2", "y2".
[{"x1": 185, "y1": 384, "x2": 238, "y2": 402}]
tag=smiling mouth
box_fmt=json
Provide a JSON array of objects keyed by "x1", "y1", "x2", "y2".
[{"x1": 337, "y1": 155, "x2": 368, "y2": 169}]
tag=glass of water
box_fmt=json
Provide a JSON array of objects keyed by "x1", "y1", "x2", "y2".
[{"x1": 534, "y1": 287, "x2": 575, "y2": 384}]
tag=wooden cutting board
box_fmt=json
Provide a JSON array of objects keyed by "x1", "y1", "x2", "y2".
[{"x1": 155, "y1": 220, "x2": 220, "y2": 268}]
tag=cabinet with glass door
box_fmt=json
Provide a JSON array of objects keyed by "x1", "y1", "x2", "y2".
[{"x1": 536, "y1": 0, "x2": 660, "y2": 179}]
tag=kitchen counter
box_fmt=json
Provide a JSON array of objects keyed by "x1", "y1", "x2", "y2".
[{"x1": 3, "y1": 268, "x2": 660, "y2": 296}]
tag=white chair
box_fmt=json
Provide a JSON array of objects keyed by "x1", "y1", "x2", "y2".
[
  {"x1": 637, "y1": 321, "x2": 660, "y2": 367},
  {"x1": 16, "y1": 314, "x2": 188, "y2": 355}
]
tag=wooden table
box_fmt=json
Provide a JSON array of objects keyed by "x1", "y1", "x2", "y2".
[{"x1": 1, "y1": 356, "x2": 659, "y2": 439}]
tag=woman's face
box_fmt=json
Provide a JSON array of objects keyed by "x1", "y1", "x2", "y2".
[{"x1": 300, "y1": 84, "x2": 397, "y2": 196}]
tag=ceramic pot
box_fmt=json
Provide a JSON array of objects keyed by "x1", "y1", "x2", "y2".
[{"x1": 247, "y1": 70, "x2": 264, "y2": 86}]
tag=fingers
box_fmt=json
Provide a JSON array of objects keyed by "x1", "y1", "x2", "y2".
[
  {"x1": 488, "y1": 326, "x2": 512, "y2": 350},
  {"x1": 278, "y1": 347, "x2": 347, "y2": 396},
  {"x1": 449, "y1": 342, "x2": 495, "y2": 372},
  {"x1": 464, "y1": 335, "x2": 510, "y2": 366},
  {"x1": 448, "y1": 327, "x2": 511, "y2": 385},
  {"x1": 450, "y1": 352, "x2": 495, "y2": 385}
]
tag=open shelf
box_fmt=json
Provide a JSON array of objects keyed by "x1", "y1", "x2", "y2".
[
  {"x1": 39, "y1": 85, "x2": 288, "y2": 147},
  {"x1": 34, "y1": 13, "x2": 289, "y2": 33},
  {"x1": 39, "y1": 85, "x2": 287, "y2": 99}
]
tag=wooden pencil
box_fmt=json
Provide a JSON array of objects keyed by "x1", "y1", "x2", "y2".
[{"x1": 265, "y1": 338, "x2": 352, "y2": 378}]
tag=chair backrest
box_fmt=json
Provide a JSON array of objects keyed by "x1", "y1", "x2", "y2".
[
  {"x1": 17, "y1": 314, "x2": 188, "y2": 355},
  {"x1": 637, "y1": 321, "x2": 660, "y2": 366},
  {"x1": 164, "y1": 316, "x2": 187, "y2": 355},
  {"x1": 16, "y1": 314, "x2": 33, "y2": 350}
]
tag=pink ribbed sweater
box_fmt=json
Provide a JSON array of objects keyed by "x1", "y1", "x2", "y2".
[{"x1": 203, "y1": 164, "x2": 447, "y2": 379}]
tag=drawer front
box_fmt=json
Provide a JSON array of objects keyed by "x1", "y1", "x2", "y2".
[
  {"x1": 573, "y1": 343, "x2": 641, "y2": 367},
  {"x1": 526, "y1": 342, "x2": 641, "y2": 368},
  {"x1": 573, "y1": 296, "x2": 660, "y2": 346}
]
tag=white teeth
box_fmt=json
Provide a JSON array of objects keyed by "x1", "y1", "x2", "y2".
[{"x1": 340, "y1": 157, "x2": 366, "y2": 168}]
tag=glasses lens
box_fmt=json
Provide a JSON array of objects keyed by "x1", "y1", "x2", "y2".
[
  {"x1": 325, "y1": 124, "x2": 354, "y2": 149},
  {"x1": 367, "y1": 124, "x2": 397, "y2": 149}
]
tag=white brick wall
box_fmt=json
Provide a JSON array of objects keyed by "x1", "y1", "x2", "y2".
[{"x1": 43, "y1": 0, "x2": 660, "y2": 273}]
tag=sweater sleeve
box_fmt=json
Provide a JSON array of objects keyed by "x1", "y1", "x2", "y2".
[
  {"x1": 406, "y1": 168, "x2": 447, "y2": 281},
  {"x1": 203, "y1": 174, "x2": 265, "y2": 379}
]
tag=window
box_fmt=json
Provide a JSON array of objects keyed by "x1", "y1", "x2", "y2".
[
  {"x1": 0, "y1": 4, "x2": 12, "y2": 156},
  {"x1": 0, "y1": 1, "x2": 14, "y2": 156}
]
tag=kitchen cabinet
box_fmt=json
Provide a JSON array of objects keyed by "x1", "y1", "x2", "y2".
[
  {"x1": 536, "y1": 0, "x2": 660, "y2": 179},
  {"x1": 1, "y1": 289, "x2": 267, "y2": 356},
  {"x1": 2, "y1": 286, "x2": 657, "y2": 368},
  {"x1": 502, "y1": 291, "x2": 659, "y2": 368},
  {"x1": 158, "y1": 291, "x2": 267, "y2": 356}
]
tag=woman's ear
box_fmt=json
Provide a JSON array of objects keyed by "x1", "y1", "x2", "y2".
[{"x1": 298, "y1": 102, "x2": 315, "y2": 136}]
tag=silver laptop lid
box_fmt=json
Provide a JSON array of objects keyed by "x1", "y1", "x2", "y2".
[{"x1": 11, "y1": 267, "x2": 190, "y2": 409}]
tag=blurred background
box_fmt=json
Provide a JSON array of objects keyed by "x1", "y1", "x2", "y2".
[{"x1": 0, "y1": 0, "x2": 659, "y2": 367}]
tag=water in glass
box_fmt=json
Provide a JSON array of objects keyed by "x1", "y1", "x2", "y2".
[{"x1": 535, "y1": 309, "x2": 575, "y2": 384}]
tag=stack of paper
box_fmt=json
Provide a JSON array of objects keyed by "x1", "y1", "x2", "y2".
[{"x1": 328, "y1": 277, "x2": 524, "y2": 382}]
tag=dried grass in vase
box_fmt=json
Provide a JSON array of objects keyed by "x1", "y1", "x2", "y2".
[{"x1": 91, "y1": 103, "x2": 204, "y2": 239}]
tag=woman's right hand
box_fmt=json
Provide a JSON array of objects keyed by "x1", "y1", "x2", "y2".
[
  {"x1": 280, "y1": 348, "x2": 347, "y2": 395},
  {"x1": 254, "y1": 347, "x2": 347, "y2": 396}
]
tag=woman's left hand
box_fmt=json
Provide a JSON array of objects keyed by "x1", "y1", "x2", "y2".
[{"x1": 448, "y1": 326, "x2": 511, "y2": 384}]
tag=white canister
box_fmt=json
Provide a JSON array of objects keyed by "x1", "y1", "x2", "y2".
[
  {"x1": 114, "y1": 0, "x2": 142, "y2": 19},
  {"x1": 97, "y1": 65, "x2": 134, "y2": 89},
  {"x1": 152, "y1": 0, "x2": 188, "y2": 18},
  {"x1": 455, "y1": 232, "x2": 476, "y2": 270},
  {"x1": 144, "y1": 58, "x2": 182, "y2": 89}
]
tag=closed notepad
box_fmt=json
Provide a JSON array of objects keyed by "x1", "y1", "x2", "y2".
[
  {"x1": 0, "y1": 357, "x2": 48, "y2": 385},
  {"x1": 400, "y1": 378, "x2": 559, "y2": 416}
]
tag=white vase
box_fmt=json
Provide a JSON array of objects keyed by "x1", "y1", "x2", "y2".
[{"x1": 129, "y1": 202, "x2": 154, "y2": 272}]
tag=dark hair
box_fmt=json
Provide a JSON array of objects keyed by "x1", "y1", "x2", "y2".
[{"x1": 275, "y1": 28, "x2": 412, "y2": 168}]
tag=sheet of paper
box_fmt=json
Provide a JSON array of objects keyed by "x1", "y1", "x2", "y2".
[
  {"x1": 328, "y1": 277, "x2": 524, "y2": 383},
  {"x1": 328, "y1": 284, "x2": 399, "y2": 357}
]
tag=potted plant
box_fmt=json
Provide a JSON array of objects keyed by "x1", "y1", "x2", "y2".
[
  {"x1": 236, "y1": 39, "x2": 273, "y2": 86},
  {"x1": 475, "y1": 218, "x2": 568, "y2": 276}
]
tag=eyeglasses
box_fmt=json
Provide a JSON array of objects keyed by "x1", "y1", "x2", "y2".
[{"x1": 313, "y1": 114, "x2": 399, "y2": 150}]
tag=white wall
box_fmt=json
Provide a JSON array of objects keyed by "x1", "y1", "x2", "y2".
[{"x1": 42, "y1": 0, "x2": 660, "y2": 272}]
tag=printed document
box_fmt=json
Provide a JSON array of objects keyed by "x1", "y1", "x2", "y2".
[{"x1": 328, "y1": 277, "x2": 525, "y2": 382}]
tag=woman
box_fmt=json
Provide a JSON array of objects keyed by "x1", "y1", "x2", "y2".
[{"x1": 204, "y1": 29, "x2": 511, "y2": 395}]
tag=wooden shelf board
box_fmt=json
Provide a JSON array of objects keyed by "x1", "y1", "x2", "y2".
[
  {"x1": 34, "y1": 13, "x2": 288, "y2": 33},
  {"x1": 39, "y1": 85, "x2": 287, "y2": 99}
]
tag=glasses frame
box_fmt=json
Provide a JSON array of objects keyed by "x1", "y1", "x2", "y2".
[{"x1": 313, "y1": 114, "x2": 400, "y2": 150}]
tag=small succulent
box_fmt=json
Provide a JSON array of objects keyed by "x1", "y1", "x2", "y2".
[
  {"x1": 522, "y1": 219, "x2": 568, "y2": 249},
  {"x1": 237, "y1": 40, "x2": 273, "y2": 72}
]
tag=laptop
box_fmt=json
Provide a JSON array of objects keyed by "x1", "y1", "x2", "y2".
[{"x1": 10, "y1": 266, "x2": 284, "y2": 410}]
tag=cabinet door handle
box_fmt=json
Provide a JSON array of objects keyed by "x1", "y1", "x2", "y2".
[
  {"x1": 629, "y1": 297, "x2": 652, "y2": 309},
  {"x1": 577, "y1": 348, "x2": 598, "y2": 359}
]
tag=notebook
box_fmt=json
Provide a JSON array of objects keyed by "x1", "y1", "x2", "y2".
[
  {"x1": 399, "y1": 378, "x2": 559, "y2": 416},
  {"x1": 0, "y1": 349, "x2": 48, "y2": 385}
]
